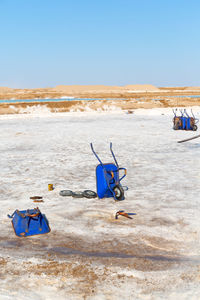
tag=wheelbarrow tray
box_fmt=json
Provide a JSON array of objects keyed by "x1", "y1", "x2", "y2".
[{"x1": 96, "y1": 163, "x2": 119, "y2": 198}]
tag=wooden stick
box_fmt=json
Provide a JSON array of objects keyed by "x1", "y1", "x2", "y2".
[{"x1": 178, "y1": 134, "x2": 200, "y2": 143}]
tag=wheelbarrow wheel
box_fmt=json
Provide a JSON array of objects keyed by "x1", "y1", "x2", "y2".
[
  {"x1": 173, "y1": 124, "x2": 179, "y2": 130},
  {"x1": 192, "y1": 125, "x2": 198, "y2": 131},
  {"x1": 113, "y1": 185, "x2": 124, "y2": 201}
]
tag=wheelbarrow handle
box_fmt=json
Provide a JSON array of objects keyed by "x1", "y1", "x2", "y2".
[
  {"x1": 118, "y1": 168, "x2": 127, "y2": 181},
  {"x1": 110, "y1": 142, "x2": 119, "y2": 168},
  {"x1": 90, "y1": 143, "x2": 103, "y2": 165},
  {"x1": 172, "y1": 109, "x2": 177, "y2": 117},
  {"x1": 179, "y1": 109, "x2": 184, "y2": 116},
  {"x1": 184, "y1": 109, "x2": 189, "y2": 117},
  {"x1": 191, "y1": 109, "x2": 199, "y2": 123}
]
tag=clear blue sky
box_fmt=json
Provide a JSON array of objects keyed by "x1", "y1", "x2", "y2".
[{"x1": 0, "y1": 0, "x2": 200, "y2": 88}]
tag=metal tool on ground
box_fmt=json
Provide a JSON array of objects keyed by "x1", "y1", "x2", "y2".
[
  {"x1": 173, "y1": 108, "x2": 198, "y2": 131},
  {"x1": 33, "y1": 199, "x2": 44, "y2": 203},
  {"x1": 8, "y1": 208, "x2": 50, "y2": 237},
  {"x1": 91, "y1": 143, "x2": 127, "y2": 201},
  {"x1": 30, "y1": 196, "x2": 44, "y2": 203},
  {"x1": 178, "y1": 134, "x2": 200, "y2": 143},
  {"x1": 115, "y1": 210, "x2": 136, "y2": 219},
  {"x1": 30, "y1": 196, "x2": 43, "y2": 200}
]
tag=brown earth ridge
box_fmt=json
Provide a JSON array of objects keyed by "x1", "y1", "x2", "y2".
[{"x1": 1, "y1": 84, "x2": 200, "y2": 114}]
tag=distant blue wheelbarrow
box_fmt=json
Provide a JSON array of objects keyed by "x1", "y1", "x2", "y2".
[
  {"x1": 91, "y1": 143, "x2": 127, "y2": 201},
  {"x1": 173, "y1": 108, "x2": 198, "y2": 131}
]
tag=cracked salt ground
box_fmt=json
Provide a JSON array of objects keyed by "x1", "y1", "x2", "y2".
[{"x1": 0, "y1": 108, "x2": 200, "y2": 299}]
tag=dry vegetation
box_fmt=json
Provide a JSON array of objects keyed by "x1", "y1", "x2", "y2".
[{"x1": 0, "y1": 85, "x2": 200, "y2": 114}]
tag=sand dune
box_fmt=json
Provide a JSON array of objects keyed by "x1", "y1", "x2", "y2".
[
  {"x1": 185, "y1": 86, "x2": 200, "y2": 90},
  {"x1": 53, "y1": 85, "x2": 122, "y2": 91},
  {"x1": 0, "y1": 87, "x2": 12, "y2": 92},
  {"x1": 124, "y1": 84, "x2": 160, "y2": 91},
  {"x1": 53, "y1": 84, "x2": 160, "y2": 92}
]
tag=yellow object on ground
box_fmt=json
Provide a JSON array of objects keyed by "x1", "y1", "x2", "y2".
[{"x1": 48, "y1": 184, "x2": 54, "y2": 191}]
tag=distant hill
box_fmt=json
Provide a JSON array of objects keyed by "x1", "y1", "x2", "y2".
[
  {"x1": 53, "y1": 84, "x2": 160, "y2": 92},
  {"x1": 184, "y1": 86, "x2": 200, "y2": 91},
  {"x1": 0, "y1": 87, "x2": 12, "y2": 92},
  {"x1": 124, "y1": 84, "x2": 160, "y2": 91},
  {"x1": 53, "y1": 85, "x2": 122, "y2": 91}
]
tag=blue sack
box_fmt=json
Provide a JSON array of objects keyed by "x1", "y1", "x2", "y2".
[{"x1": 8, "y1": 208, "x2": 50, "y2": 237}]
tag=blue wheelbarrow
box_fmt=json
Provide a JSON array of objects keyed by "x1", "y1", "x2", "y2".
[
  {"x1": 173, "y1": 108, "x2": 198, "y2": 131},
  {"x1": 90, "y1": 143, "x2": 127, "y2": 201},
  {"x1": 183, "y1": 109, "x2": 198, "y2": 131}
]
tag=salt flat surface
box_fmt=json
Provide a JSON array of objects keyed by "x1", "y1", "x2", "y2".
[{"x1": 0, "y1": 108, "x2": 200, "y2": 299}]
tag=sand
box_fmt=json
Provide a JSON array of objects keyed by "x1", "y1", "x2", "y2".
[
  {"x1": 0, "y1": 87, "x2": 12, "y2": 92},
  {"x1": 1, "y1": 97, "x2": 200, "y2": 115},
  {"x1": 1, "y1": 85, "x2": 200, "y2": 115}
]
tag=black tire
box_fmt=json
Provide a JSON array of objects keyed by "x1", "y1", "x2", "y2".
[
  {"x1": 83, "y1": 190, "x2": 97, "y2": 199},
  {"x1": 113, "y1": 185, "x2": 124, "y2": 201},
  {"x1": 173, "y1": 124, "x2": 179, "y2": 130},
  {"x1": 59, "y1": 190, "x2": 73, "y2": 197},
  {"x1": 192, "y1": 125, "x2": 198, "y2": 131},
  {"x1": 72, "y1": 191, "x2": 84, "y2": 198}
]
